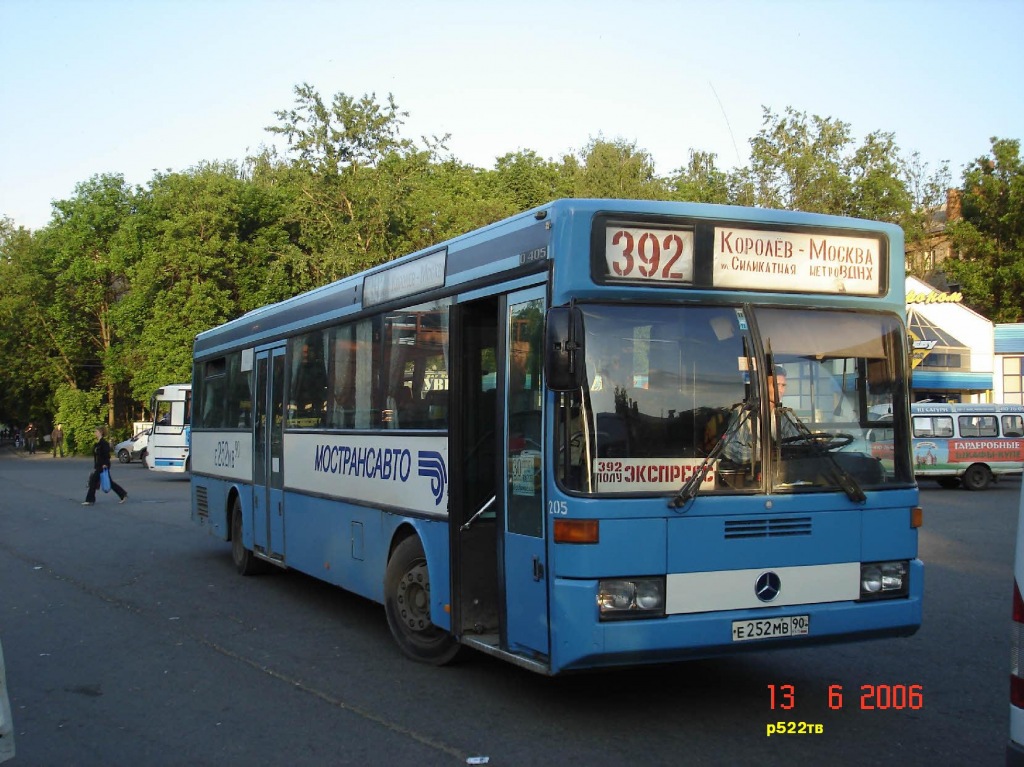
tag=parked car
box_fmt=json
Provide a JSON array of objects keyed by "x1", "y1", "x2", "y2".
[
  {"x1": 115, "y1": 428, "x2": 150, "y2": 465},
  {"x1": 0, "y1": 637, "x2": 13, "y2": 762}
]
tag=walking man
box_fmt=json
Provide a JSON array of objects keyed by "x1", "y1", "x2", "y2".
[{"x1": 82, "y1": 426, "x2": 127, "y2": 505}]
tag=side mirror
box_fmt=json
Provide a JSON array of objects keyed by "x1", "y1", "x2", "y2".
[{"x1": 545, "y1": 306, "x2": 585, "y2": 392}]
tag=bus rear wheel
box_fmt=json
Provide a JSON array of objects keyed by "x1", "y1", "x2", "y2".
[
  {"x1": 962, "y1": 464, "x2": 991, "y2": 491},
  {"x1": 384, "y1": 536, "x2": 460, "y2": 665}
]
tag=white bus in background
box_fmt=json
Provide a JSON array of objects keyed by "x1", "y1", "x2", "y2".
[{"x1": 147, "y1": 383, "x2": 192, "y2": 473}]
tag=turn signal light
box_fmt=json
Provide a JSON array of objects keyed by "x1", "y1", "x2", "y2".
[
  {"x1": 554, "y1": 519, "x2": 599, "y2": 544},
  {"x1": 910, "y1": 507, "x2": 923, "y2": 528}
]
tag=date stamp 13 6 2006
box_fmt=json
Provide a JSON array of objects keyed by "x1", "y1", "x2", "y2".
[{"x1": 765, "y1": 683, "x2": 924, "y2": 737}]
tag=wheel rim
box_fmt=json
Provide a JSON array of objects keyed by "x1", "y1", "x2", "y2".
[
  {"x1": 395, "y1": 560, "x2": 432, "y2": 634},
  {"x1": 966, "y1": 466, "x2": 987, "y2": 489}
]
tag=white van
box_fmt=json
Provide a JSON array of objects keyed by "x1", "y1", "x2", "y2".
[{"x1": 911, "y1": 403, "x2": 1024, "y2": 491}]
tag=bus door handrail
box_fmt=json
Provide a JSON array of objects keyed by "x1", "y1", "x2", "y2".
[{"x1": 461, "y1": 495, "x2": 497, "y2": 532}]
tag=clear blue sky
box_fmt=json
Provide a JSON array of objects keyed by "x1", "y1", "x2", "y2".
[{"x1": 2, "y1": 0, "x2": 1022, "y2": 230}]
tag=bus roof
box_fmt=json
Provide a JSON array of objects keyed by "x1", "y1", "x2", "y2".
[
  {"x1": 194, "y1": 198, "x2": 905, "y2": 359},
  {"x1": 154, "y1": 383, "x2": 191, "y2": 396}
]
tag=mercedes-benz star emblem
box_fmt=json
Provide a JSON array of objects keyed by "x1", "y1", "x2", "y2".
[{"x1": 755, "y1": 571, "x2": 782, "y2": 602}]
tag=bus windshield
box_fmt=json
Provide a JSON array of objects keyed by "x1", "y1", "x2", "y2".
[{"x1": 557, "y1": 304, "x2": 911, "y2": 495}]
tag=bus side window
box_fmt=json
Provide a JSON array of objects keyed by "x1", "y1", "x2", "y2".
[
  {"x1": 1004, "y1": 414, "x2": 1024, "y2": 437},
  {"x1": 288, "y1": 331, "x2": 328, "y2": 429},
  {"x1": 977, "y1": 416, "x2": 998, "y2": 438},
  {"x1": 958, "y1": 416, "x2": 995, "y2": 438},
  {"x1": 912, "y1": 417, "x2": 933, "y2": 438}
]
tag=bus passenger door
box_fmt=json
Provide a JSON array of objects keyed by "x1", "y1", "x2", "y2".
[
  {"x1": 503, "y1": 289, "x2": 549, "y2": 658},
  {"x1": 253, "y1": 346, "x2": 286, "y2": 562}
]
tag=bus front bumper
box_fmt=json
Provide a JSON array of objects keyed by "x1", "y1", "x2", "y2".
[{"x1": 549, "y1": 564, "x2": 923, "y2": 673}]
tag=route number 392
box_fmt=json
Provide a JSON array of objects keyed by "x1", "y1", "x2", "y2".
[{"x1": 606, "y1": 227, "x2": 694, "y2": 283}]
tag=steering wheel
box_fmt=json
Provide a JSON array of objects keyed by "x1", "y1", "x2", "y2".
[{"x1": 780, "y1": 431, "x2": 855, "y2": 450}]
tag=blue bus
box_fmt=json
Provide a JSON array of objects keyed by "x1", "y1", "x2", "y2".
[{"x1": 190, "y1": 199, "x2": 921, "y2": 674}]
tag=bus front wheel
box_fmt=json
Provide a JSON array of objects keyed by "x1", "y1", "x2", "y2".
[
  {"x1": 384, "y1": 536, "x2": 460, "y2": 665},
  {"x1": 231, "y1": 499, "x2": 266, "y2": 576},
  {"x1": 962, "y1": 464, "x2": 992, "y2": 491}
]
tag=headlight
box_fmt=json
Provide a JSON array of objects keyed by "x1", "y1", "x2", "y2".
[
  {"x1": 598, "y1": 577, "x2": 666, "y2": 620},
  {"x1": 859, "y1": 561, "x2": 909, "y2": 600}
]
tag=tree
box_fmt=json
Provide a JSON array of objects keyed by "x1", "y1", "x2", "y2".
[
  {"x1": 38, "y1": 174, "x2": 141, "y2": 430},
  {"x1": 568, "y1": 137, "x2": 669, "y2": 200},
  {"x1": 487, "y1": 150, "x2": 571, "y2": 211},
  {"x1": 748, "y1": 106, "x2": 852, "y2": 213},
  {"x1": 0, "y1": 218, "x2": 58, "y2": 424},
  {"x1": 127, "y1": 162, "x2": 302, "y2": 402},
  {"x1": 943, "y1": 138, "x2": 1024, "y2": 322},
  {"x1": 899, "y1": 151, "x2": 951, "y2": 246},
  {"x1": 670, "y1": 150, "x2": 731, "y2": 204},
  {"x1": 263, "y1": 84, "x2": 438, "y2": 279},
  {"x1": 845, "y1": 131, "x2": 913, "y2": 223}
]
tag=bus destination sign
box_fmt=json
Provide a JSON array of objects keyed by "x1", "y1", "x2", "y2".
[
  {"x1": 713, "y1": 227, "x2": 881, "y2": 295},
  {"x1": 604, "y1": 226, "x2": 695, "y2": 284},
  {"x1": 363, "y1": 249, "x2": 447, "y2": 307}
]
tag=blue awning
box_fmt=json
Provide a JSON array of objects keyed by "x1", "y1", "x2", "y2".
[
  {"x1": 912, "y1": 370, "x2": 993, "y2": 390},
  {"x1": 995, "y1": 324, "x2": 1024, "y2": 353}
]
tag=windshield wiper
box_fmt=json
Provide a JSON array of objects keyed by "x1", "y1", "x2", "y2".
[
  {"x1": 776, "y1": 406, "x2": 866, "y2": 503},
  {"x1": 669, "y1": 399, "x2": 757, "y2": 509}
]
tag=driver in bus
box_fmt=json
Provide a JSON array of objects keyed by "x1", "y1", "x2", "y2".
[{"x1": 721, "y1": 365, "x2": 801, "y2": 466}]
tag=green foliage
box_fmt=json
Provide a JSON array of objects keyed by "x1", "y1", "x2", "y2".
[
  {"x1": 488, "y1": 150, "x2": 570, "y2": 210},
  {"x1": 899, "y1": 152, "x2": 952, "y2": 250},
  {"x1": 671, "y1": 151, "x2": 731, "y2": 204},
  {"x1": 0, "y1": 218, "x2": 56, "y2": 423},
  {"x1": 52, "y1": 384, "x2": 105, "y2": 456},
  {"x1": 944, "y1": 138, "x2": 1024, "y2": 322},
  {"x1": 568, "y1": 137, "x2": 669, "y2": 200}
]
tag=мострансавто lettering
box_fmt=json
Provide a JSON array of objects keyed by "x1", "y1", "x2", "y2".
[{"x1": 313, "y1": 444, "x2": 412, "y2": 482}]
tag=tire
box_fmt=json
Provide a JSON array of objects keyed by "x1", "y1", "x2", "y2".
[
  {"x1": 936, "y1": 477, "x2": 961, "y2": 490},
  {"x1": 962, "y1": 463, "x2": 991, "y2": 491},
  {"x1": 384, "y1": 536, "x2": 460, "y2": 665},
  {"x1": 231, "y1": 498, "x2": 266, "y2": 576},
  {"x1": 140, "y1": 449, "x2": 148, "y2": 468},
  {"x1": 117, "y1": 449, "x2": 131, "y2": 464}
]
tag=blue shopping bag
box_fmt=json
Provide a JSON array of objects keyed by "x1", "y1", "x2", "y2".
[{"x1": 100, "y1": 468, "x2": 111, "y2": 493}]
